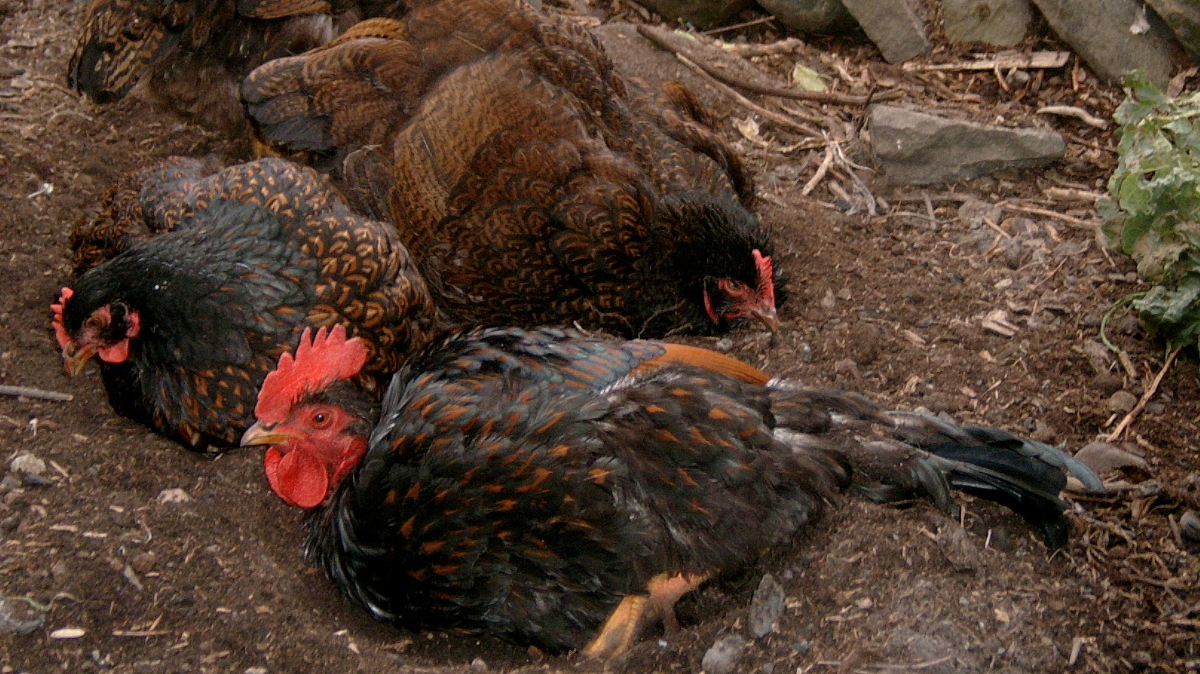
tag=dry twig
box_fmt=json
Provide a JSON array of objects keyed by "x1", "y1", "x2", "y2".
[
  {"x1": 0, "y1": 385, "x2": 73, "y2": 402},
  {"x1": 1107, "y1": 345, "x2": 1182, "y2": 441},
  {"x1": 636, "y1": 25, "x2": 903, "y2": 106}
]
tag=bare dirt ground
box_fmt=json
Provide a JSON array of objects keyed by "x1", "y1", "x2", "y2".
[{"x1": 0, "y1": 1, "x2": 1197, "y2": 673}]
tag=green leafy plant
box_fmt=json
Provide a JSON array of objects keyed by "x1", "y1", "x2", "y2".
[{"x1": 1101, "y1": 75, "x2": 1200, "y2": 351}]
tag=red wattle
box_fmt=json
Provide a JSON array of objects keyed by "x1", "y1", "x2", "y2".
[{"x1": 265, "y1": 447, "x2": 328, "y2": 509}]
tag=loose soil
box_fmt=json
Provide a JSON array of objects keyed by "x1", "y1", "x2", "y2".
[{"x1": 0, "y1": 2, "x2": 1196, "y2": 674}]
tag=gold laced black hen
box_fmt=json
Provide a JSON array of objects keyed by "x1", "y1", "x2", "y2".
[
  {"x1": 242, "y1": 325, "x2": 1102, "y2": 658},
  {"x1": 53, "y1": 157, "x2": 438, "y2": 451},
  {"x1": 68, "y1": 0, "x2": 410, "y2": 130},
  {"x1": 242, "y1": 0, "x2": 782, "y2": 337}
]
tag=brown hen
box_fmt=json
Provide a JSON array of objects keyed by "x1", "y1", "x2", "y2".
[
  {"x1": 242, "y1": 0, "x2": 783, "y2": 337},
  {"x1": 68, "y1": 0, "x2": 410, "y2": 130},
  {"x1": 53, "y1": 157, "x2": 439, "y2": 451}
]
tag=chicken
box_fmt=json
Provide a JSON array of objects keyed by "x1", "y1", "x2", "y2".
[
  {"x1": 241, "y1": 324, "x2": 1102, "y2": 658},
  {"x1": 241, "y1": 0, "x2": 781, "y2": 337},
  {"x1": 53, "y1": 157, "x2": 438, "y2": 450},
  {"x1": 68, "y1": 0, "x2": 410, "y2": 131}
]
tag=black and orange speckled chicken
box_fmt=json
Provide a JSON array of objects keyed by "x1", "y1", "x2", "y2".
[
  {"x1": 68, "y1": 0, "x2": 410, "y2": 130},
  {"x1": 52, "y1": 157, "x2": 438, "y2": 450},
  {"x1": 241, "y1": 325, "x2": 1102, "y2": 657},
  {"x1": 242, "y1": 0, "x2": 782, "y2": 337}
]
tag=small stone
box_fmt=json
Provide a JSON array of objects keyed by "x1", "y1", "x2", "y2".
[
  {"x1": 748, "y1": 574, "x2": 785, "y2": 638},
  {"x1": 1179, "y1": 511, "x2": 1200, "y2": 544},
  {"x1": 245, "y1": 668, "x2": 268, "y2": 674},
  {"x1": 9, "y1": 454, "x2": 45, "y2": 477},
  {"x1": 714, "y1": 338, "x2": 734, "y2": 352},
  {"x1": 794, "y1": 639, "x2": 811, "y2": 654},
  {"x1": 1074, "y1": 441, "x2": 1149, "y2": 475},
  {"x1": 50, "y1": 627, "x2": 86, "y2": 639},
  {"x1": 0, "y1": 62, "x2": 24, "y2": 79},
  {"x1": 797, "y1": 342, "x2": 814, "y2": 363},
  {"x1": 833, "y1": 358, "x2": 859, "y2": 380},
  {"x1": 1135, "y1": 480, "x2": 1161, "y2": 499},
  {"x1": 1081, "y1": 339, "x2": 1113, "y2": 374},
  {"x1": 0, "y1": 596, "x2": 45, "y2": 635},
  {"x1": 1131, "y1": 650, "x2": 1153, "y2": 669},
  {"x1": 131, "y1": 551, "x2": 158, "y2": 574},
  {"x1": 702, "y1": 635, "x2": 749, "y2": 674},
  {"x1": 1029, "y1": 420, "x2": 1055, "y2": 444},
  {"x1": 937, "y1": 523, "x2": 983, "y2": 572},
  {"x1": 1106, "y1": 390, "x2": 1138, "y2": 413},
  {"x1": 50, "y1": 560, "x2": 69, "y2": 583},
  {"x1": 1145, "y1": 402, "x2": 1166, "y2": 416},
  {"x1": 470, "y1": 657, "x2": 488, "y2": 671},
  {"x1": 157, "y1": 488, "x2": 191, "y2": 504}
]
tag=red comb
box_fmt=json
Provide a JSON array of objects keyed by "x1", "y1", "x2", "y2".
[
  {"x1": 51, "y1": 287, "x2": 74, "y2": 351},
  {"x1": 254, "y1": 325, "x2": 368, "y2": 424},
  {"x1": 752, "y1": 250, "x2": 775, "y2": 306}
]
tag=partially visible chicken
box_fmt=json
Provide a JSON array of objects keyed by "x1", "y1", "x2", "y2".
[
  {"x1": 53, "y1": 157, "x2": 438, "y2": 451},
  {"x1": 68, "y1": 0, "x2": 410, "y2": 130},
  {"x1": 242, "y1": 0, "x2": 782, "y2": 337},
  {"x1": 68, "y1": 156, "x2": 223, "y2": 275},
  {"x1": 241, "y1": 325, "x2": 1102, "y2": 657}
]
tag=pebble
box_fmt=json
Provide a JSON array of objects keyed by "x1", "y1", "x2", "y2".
[
  {"x1": 1179, "y1": 511, "x2": 1200, "y2": 544},
  {"x1": 50, "y1": 627, "x2": 86, "y2": 639},
  {"x1": 156, "y1": 488, "x2": 191, "y2": 504},
  {"x1": 0, "y1": 596, "x2": 45, "y2": 635},
  {"x1": 1074, "y1": 441, "x2": 1149, "y2": 475},
  {"x1": 833, "y1": 358, "x2": 859, "y2": 379},
  {"x1": 937, "y1": 523, "x2": 983, "y2": 572},
  {"x1": 748, "y1": 573, "x2": 784, "y2": 638},
  {"x1": 131, "y1": 551, "x2": 158, "y2": 574},
  {"x1": 714, "y1": 338, "x2": 733, "y2": 352},
  {"x1": 797, "y1": 342, "x2": 814, "y2": 363},
  {"x1": 1106, "y1": 390, "x2": 1138, "y2": 413},
  {"x1": 701, "y1": 635, "x2": 749, "y2": 674},
  {"x1": 1135, "y1": 480, "x2": 1162, "y2": 498},
  {"x1": 9, "y1": 453, "x2": 45, "y2": 477}
]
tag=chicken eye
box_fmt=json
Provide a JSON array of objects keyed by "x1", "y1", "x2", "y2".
[
  {"x1": 311, "y1": 411, "x2": 331, "y2": 428},
  {"x1": 84, "y1": 316, "x2": 104, "y2": 330}
]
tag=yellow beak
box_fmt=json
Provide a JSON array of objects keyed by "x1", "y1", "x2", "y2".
[
  {"x1": 750, "y1": 305, "x2": 781, "y2": 333},
  {"x1": 62, "y1": 344, "x2": 98, "y2": 376},
  {"x1": 240, "y1": 421, "x2": 292, "y2": 447}
]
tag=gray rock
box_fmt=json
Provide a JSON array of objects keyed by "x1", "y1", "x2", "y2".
[
  {"x1": 937, "y1": 523, "x2": 983, "y2": 572},
  {"x1": 0, "y1": 596, "x2": 45, "y2": 635},
  {"x1": 748, "y1": 573, "x2": 785, "y2": 638},
  {"x1": 1180, "y1": 511, "x2": 1200, "y2": 544},
  {"x1": 702, "y1": 635, "x2": 750, "y2": 674},
  {"x1": 1074, "y1": 441, "x2": 1149, "y2": 475},
  {"x1": 943, "y1": 0, "x2": 1031, "y2": 47},
  {"x1": 630, "y1": 0, "x2": 752, "y2": 28},
  {"x1": 1106, "y1": 390, "x2": 1138, "y2": 413},
  {"x1": 870, "y1": 106, "x2": 1065, "y2": 184},
  {"x1": 841, "y1": 0, "x2": 931, "y2": 62},
  {"x1": 156, "y1": 488, "x2": 191, "y2": 504},
  {"x1": 9, "y1": 453, "x2": 45, "y2": 477},
  {"x1": 1146, "y1": 0, "x2": 1200, "y2": 59},
  {"x1": 758, "y1": 0, "x2": 856, "y2": 33},
  {"x1": 1031, "y1": 0, "x2": 1174, "y2": 88}
]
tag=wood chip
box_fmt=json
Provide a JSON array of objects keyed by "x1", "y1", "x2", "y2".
[
  {"x1": 981, "y1": 310, "x2": 1019, "y2": 337},
  {"x1": 903, "y1": 51, "x2": 1070, "y2": 72}
]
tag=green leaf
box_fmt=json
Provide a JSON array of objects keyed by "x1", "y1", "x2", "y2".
[
  {"x1": 1104, "y1": 76, "x2": 1200, "y2": 349},
  {"x1": 790, "y1": 64, "x2": 828, "y2": 92}
]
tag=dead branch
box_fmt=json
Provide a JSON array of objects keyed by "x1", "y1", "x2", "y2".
[{"x1": 637, "y1": 25, "x2": 903, "y2": 106}]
